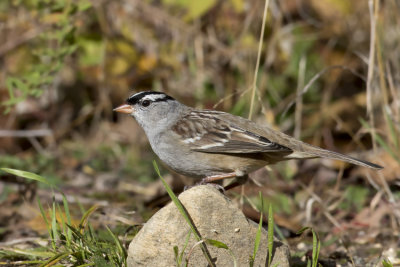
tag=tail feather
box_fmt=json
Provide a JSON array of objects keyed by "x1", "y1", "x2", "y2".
[
  {"x1": 290, "y1": 144, "x2": 383, "y2": 170},
  {"x1": 320, "y1": 150, "x2": 382, "y2": 169}
]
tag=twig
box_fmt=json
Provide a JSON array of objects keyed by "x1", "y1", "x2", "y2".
[
  {"x1": 248, "y1": 0, "x2": 270, "y2": 120},
  {"x1": 300, "y1": 182, "x2": 343, "y2": 230},
  {"x1": 28, "y1": 136, "x2": 46, "y2": 154},
  {"x1": 0, "y1": 237, "x2": 42, "y2": 247},
  {"x1": 38, "y1": 190, "x2": 109, "y2": 206},
  {"x1": 282, "y1": 65, "x2": 366, "y2": 117},
  {"x1": 0, "y1": 129, "x2": 53, "y2": 138},
  {"x1": 294, "y1": 56, "x2": 306, "y2": 139},
  {"x1": 366, "y1": 0, "x2": 378, "y2": 150}
]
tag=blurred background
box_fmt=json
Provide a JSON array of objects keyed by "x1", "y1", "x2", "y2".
[{"x1": 0, "y1": 0, "x2": 399, "y2": 265}]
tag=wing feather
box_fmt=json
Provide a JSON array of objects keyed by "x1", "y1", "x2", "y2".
[{"x1": 172, "y1": 111, "x2": 292, "y2": 154}]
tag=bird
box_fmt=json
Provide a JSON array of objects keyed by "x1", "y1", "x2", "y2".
[{"x1": 114, "y1": 91, "x2": 382, "y2": 184}]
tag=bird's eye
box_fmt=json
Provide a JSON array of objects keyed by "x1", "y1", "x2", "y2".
[{"x1": 141, "y1": 100, "x2": 151, "y2": 107}]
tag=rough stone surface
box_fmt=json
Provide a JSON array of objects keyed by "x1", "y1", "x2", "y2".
[{"x1": 128, "y1": 185, "x2": 290, "y2": 267}]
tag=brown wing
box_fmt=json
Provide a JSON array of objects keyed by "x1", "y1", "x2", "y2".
[{"x1": 172, "y1": 110, "x2": 292, "y2": 154}]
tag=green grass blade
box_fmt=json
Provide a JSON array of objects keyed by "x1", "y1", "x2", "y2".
[
  {"x1": 153, "y1": 161, "x2": 215, "y2": 267},
  {"x1": 61, "y1": 193, "x2": 72, "y2": 246},
  {"x1": 174, "y1": 245, "x2": 180, "y2": 266},
  {"x1": 0, "y1": 168, "x2": 55, "y2": 187},
  {"x1": 205, "y1": 239, "x2": 229, "y2": 249},
  {"x1": 38, "y1": 252, "x2": 72, "y2": 267},
  {"x1": 273, "y1": 223, "x2": 285, "y2": 242},
  {"x1": 37, "y1": 198, "x2": 51, "y2": 240},
  {"x1": 296, "y1": 226, "x2": 310, "y2": 235},
  {"x1": 267, "y1": 204, "x2": 274, "y2": 267},
  {"x1": 66, "y1": 224, "x2": 85, "y2": 240},
  {"x1": 56, "y1": 203, "x2": 68, "y2": 248},
  {"x1": 106, "y1": 225, "x2": 127, "y2": 265},
  {"x1": 311, "y1": 228, "x2": 320, "y2": 267},
  {"x1": 78, "y1": 205, "x2": 99, "y2": 232},
  {"x1": 205, "y1": 239, "x2": 237, "y2": 267},
  {"x1": 251, "y1": 192, "x2": 264, "y2": 267},
  {"x1": 296, "y1": 227, "x2": 320, "y2": 267},
  {"x1": 179, "y1": 230, "x2": 192, "y2": 265},
  {"x1": 1, "y1": 247, "x2": 54, "y2": 258},
  {"x1": 253, "y1": 214, "x2": 263, "y2": 261},
  {"x1": 382, "y1": 259, "x2": 393, "y2": 267},
  {"x1": 87, "y1": 223, "x2": 96, "y2": 245}
]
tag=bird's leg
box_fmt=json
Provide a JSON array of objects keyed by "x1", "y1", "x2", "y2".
[
  {"x1": 200, "y1": 172, "x2": 237, "y2": 184},
  {"x1": 224, "y1": 175, "x2": 248, "y2": 191},
  {"x1": 182, "y1": 172, "x2": 237, "y2": 192}
]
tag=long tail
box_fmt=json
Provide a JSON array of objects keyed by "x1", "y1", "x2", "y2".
[
  {"x1": 293, "y1": 143, "x2": 383, "y2": 170},
  {"x1": 317, "y1": 148, "x2": 382, "y2": 169}
]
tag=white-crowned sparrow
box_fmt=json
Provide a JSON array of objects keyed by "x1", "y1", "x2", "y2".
[{"x1": 114, "y1": 91, "x2": 382, "y2": 183}]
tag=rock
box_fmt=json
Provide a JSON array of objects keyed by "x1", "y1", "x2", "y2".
[{"x1": 127, "y1": 185, "x2": 290, "y2": 267}]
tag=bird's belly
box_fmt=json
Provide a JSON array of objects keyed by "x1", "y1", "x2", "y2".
[{"x1": 154, "y1": 145, "x2": 268, "y2": 178}]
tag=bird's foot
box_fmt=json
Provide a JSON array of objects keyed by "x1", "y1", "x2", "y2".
[
  {"x1": 184, "y1": 182, "x2": 226, "y2": 194},
  {"x1": 200, "y1": 172, "x2": 237, "y2": 183}
]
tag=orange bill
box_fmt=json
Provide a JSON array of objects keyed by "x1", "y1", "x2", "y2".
[{"x1": 113, "y1": 104, "x2": 134, "y2": 114}]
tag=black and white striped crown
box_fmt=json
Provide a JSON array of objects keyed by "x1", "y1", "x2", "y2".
[{"x1": 126, "y1": 91, "x2": 175, "y2": 105}]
